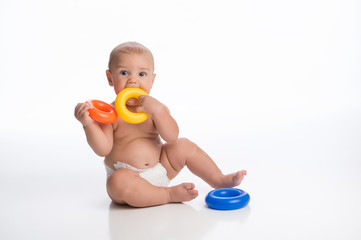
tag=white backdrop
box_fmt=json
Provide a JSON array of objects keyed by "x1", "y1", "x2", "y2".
[
  {"x1": 1, "y1": 0, "x2": 361, "y2": 178},
  {"x1": 1, "y1": 0, "x2": 360, "y2": 136}
]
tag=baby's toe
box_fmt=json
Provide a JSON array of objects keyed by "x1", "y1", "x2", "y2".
[{"x1": 183, "y1": 182, "x2": 195, "y2": 190}]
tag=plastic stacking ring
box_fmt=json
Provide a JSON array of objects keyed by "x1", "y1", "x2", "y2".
[
  {"x1": 86, "y1": 100, "x2": 117, "y2": 124},
  {"x1": 115, "y1": 88, "x2": 149, "y2": 124},
  {"x1": 205, "y1": 188, "x2": 250, "y2": 210}
]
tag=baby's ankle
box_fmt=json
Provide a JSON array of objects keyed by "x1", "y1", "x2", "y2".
[
  {"x1": 166, "y1": 187, "x2": 173, "y2": 203},
  {"x1": 211, "y1": 171, "x2": 246, "y2": 189}
]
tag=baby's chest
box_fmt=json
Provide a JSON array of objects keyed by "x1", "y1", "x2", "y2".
[{"x1": 114, "y1": 118, "x2": 157, "y2": 138}]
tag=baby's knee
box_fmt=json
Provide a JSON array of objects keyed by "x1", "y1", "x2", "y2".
[
  {"x1": 164, "y1": 138, "x2": 199, "y2": 161},
  {"x1": 175, "y1": 138, "x2": 198, "y2": 153},
  {"x1": 106, "y1": 169, "x2": 137, "y2": 203}
]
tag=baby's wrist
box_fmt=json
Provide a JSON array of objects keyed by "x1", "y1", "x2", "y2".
[
  {"x1": 81, "y1": 119, "x2": 94, "y2": 128},
  {"x1": 149, "y1": 104, "x2": 167, "y2": 119}
]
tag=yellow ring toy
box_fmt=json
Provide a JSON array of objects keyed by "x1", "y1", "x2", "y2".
[{"x1": 115, "y1": 88, "x2": 149, "y2": 124}]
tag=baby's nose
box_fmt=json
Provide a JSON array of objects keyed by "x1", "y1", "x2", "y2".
[
  {"x1": 127, "y1": 76, "x2": 137, "y2": 83},
  {"x1": 126, "y1": 76, "x2": 139, "y2": 86}
]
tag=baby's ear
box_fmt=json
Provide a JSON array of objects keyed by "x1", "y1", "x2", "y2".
[
  {"x1": 152, "y1": 73, "x2": 156, "y2": 85},
  {"x1": 106, "y1": 70, "x2": 113, "y2": 86}
]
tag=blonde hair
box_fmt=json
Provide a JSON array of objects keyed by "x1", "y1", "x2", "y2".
[{"x1": 108, "y1": 42, "x2": 154, "y2": 71}]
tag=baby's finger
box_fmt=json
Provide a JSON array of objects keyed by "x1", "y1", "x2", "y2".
[
  {"x1": 79, "y1": 103, "x2": 90, "y2": 112},
  {"x1": 74, "y1": 103, "x2": 83, "y2": 115},
  {"x1": 75, "y1": 103, "x2": 89, "y2": 117},
  {"x1": 85, "y1": 102, "x2": 93, "y2": 109},
  {"x1": 137, "y1": 95, "x2": 146, "y2": 104},
  {"x1": 136, "y1": 106, "x2": 145, "y2": 113}
]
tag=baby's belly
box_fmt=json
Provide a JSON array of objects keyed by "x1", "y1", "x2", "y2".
[{"x1": 105, "y1": 138, "x2": 162, "y2": 170}]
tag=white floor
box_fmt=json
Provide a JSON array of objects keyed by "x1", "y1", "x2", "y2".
[{"x1": 1, "y1": 109, "x2": 360, "y2": 240}]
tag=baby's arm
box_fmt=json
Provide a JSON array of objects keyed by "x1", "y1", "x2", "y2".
[
  {"x1": 74, "y1": 103, "x2": 113, "y2": 156},
  {"x1": 137, "y1": 95, "x2": 179, "y2": 143}
]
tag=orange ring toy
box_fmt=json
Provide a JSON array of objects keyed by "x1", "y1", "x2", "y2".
[{"x1": 86, "y1": 100, "x2": 117, "y2": 124}]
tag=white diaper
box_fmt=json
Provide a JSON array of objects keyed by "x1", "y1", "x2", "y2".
[{"x1": 105, "y1": 162, "x2": 170, "y2": 187}]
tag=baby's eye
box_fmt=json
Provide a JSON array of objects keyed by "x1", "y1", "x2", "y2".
[
  {"x1": 139, "y1": 72, "x2": 146, "y2": 77},
  {"x1": 120, "y1": 71, "x2": 128, "y2": 76}
]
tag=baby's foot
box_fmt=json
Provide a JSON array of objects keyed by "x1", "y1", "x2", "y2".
[
  {"x1": 215, "y1": 170, "x2": 247, "y2": 189},
  {"x1": 169, "y1": 183, "x2": 198, "y2": 203}
]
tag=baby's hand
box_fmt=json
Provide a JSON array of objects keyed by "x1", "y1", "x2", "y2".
[
  {"x1": 136, "y1": 95, "x2": 163, "y2": 116},
  {"x1": 74, "y1": 103, "x2": 94, "y2": 127}
]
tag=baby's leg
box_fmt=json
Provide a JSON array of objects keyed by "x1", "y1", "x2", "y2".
[
  {"x1": 106, "y1": 169, "x2": 198, "y2": 207},
  {"x1": 162, "y1": 138, "x2": 247, "y2": 189}
]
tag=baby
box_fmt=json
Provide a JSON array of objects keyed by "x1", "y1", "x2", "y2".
[{"x1": 74, "y1": 42, "x2": 247, "y2": 207}]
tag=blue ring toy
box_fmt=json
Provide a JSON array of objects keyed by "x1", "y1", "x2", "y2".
[{"x1": 205, "y1": 188, "x2": 250, "y2": 210}]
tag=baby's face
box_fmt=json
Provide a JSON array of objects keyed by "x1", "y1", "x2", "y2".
[{"x1": 107, "y1": 53, "x2": 155, "y2": 95}]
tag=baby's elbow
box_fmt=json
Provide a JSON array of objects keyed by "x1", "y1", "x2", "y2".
[
  {"x1": 96, "y1": 152, "x2": 108, "y2": 157},
  {"x1": 165, "y1": 132, "x2": 179, "y2": 144},
  {"x1": 165, "y1": 137, "x2": 178, "y2": 144},
  {"x1": 94, "y1": 146, "x2": 112, "y2": 157}
]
